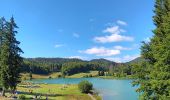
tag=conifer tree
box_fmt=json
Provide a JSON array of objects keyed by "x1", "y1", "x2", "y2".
[
  {"x1": 0, "y1": 17, "x2": 23, "y2": 96},
  {"x1": 0, "y1": 17, "x2": 9, "y2": 96},
  {"x1": 134, "y1": 0, "x2": 170, "y2": 99}
]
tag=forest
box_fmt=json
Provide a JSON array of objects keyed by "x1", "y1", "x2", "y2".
[{"x1": 21, "y1": 57, "x2": 141, "y2": 77}]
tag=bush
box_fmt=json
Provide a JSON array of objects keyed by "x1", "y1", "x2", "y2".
[
  {"x1": 19, "y1": 94, "x2": 26, "y2": 100},
  {"x1": 48, "y1": 76, "x2": 52, "y2": 79},
  {"x1": 88, "y1": 74, "x2": 92, "y2": 77},
  {"x1": 57, "y1": 74, "x2": 62, "y2": 78},
  {"x1": 78, "y1": 80, "x2": 93, "y2": 93}
]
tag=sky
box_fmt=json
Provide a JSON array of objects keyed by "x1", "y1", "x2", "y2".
[{"x1": 0, "y1": 0, "x2": 155, "y2": 62}]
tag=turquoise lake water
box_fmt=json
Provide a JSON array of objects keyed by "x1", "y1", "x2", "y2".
[{"x1": 29, "y1": 78, "x2": 138, "y2": 100}]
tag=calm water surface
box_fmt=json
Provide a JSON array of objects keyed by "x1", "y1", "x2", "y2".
[{"x1": 29, "y1": 78, "x2": 138, "y2": 100}]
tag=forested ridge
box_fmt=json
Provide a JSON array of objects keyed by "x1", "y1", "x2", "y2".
[
  {"x1": 21, "y1": 58, "x2": 117, "y2": 74},
  {"x1": 21, "y1": 57, "x2": 142, "y2": 77}
]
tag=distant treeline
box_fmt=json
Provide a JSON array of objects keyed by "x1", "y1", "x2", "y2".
[
  {"x1": 21, "y1": 58, "x2": 115, "y2": 75},
  {"x1": 21, "y1": 57, "x2": 143, "y2": 77}
]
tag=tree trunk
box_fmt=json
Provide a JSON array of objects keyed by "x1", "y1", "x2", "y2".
[
  {"x1": 2, "y1": 87, "x2": 5, "y2": 96},
  {"x1": 11, "y1": 89, "x2": 14, "y2": 94}
]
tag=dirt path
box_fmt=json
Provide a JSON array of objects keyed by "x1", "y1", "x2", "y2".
[
  {"x1": 0, "y1": 97, "x2": 11, "y2": 100},
  {"x1": 88, "y1": 93, "x2": 96, "y2": 100}
]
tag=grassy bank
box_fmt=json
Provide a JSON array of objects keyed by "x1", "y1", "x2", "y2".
[
  {"x1": 3, "y1": 82, "x2": 101, "y2": 100},
  {"x1": 15, "y1": 72, "x2": 102, "y2": 100},
  {"x1": 65, "y1": 71, "x2": 98, "y2": 78},
  {"x1": 21, "y1": 71, "x2": 137, "y2": 80},
  {"x1": 21, "y1": 72, "x2": 62, "y2": 80},
  {"x1": 21, "y1": 71, "x2": 98, "y2": 80}
]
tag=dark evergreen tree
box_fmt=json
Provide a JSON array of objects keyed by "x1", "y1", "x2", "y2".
[
  {"x1": 0, "y1": 17, "x2": 9, "y2": 96},
  {"x1": 0, "y1": 17, "x2": 23, "y2": 96},
  {"x1": 8, "y1": 16, "x2": 23, "y2": 93},
  {"x1": 134, "y1": 0, "x2": 170, "y2": 99}
]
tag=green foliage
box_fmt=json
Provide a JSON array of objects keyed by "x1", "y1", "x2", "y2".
[
  {"x1": 21, "y1": 59, "x2": 62, "y2": 75},
  {"x1": 133, "y1": 0, "x2": 170, "y2": 99},
  {"x1": 61, "y1": 62, "x2": 90, "y2": 76},
  {"x1": 98, "y1": 71, "x2": 105, "y2": 76},
  {"x1": 61, "y1": 59, "x2": 114, "y2": 76},
  {"x1": 78, "y1": 80, "x2": 93, "y2": 93},
  {"x1": 57, "y1": 74, "x2": 62, "y2": 78},
  {"x1": 21, "y1": 58, "x2": 111, "y2": 75},
  {"x1": 21, "y1": 57, "x2": 139, "y2": 79},
  {"x1": 0, "y1": 17, "x2": 23, "y2": 95},
  {"x1": 19, "y1": 94, "x2": 26, "y2": 100}
]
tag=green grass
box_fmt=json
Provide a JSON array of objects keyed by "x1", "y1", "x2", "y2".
[
  {"x1": 21, "y1": 72, "x2": 62, "y2": 80},
  {"x1": 66, "y1": 71, "x2": 98, "y2": 78},
  {"x1": 18, "y1": 71, "x2": 101, "y2": 100},
  {"x1": 21, "y1": 71, "x2": 98, "y2": 80},
  {"x1": 13, "y1": 82, "x2": 100, "y2": 100}
]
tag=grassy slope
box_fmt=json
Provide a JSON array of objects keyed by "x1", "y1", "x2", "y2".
[
  {"x1": 16, "y1": 83, "x2": 94, "y2": 100},
  {"x1": 66, "y1": 71, "x2": 98, "y2": 78},
  {"x1": 21, "y1": 72, "x2": 62, "y2": 80},
  {"x1": 21, "y1": 71, "x2": 98, "y2": 80}
]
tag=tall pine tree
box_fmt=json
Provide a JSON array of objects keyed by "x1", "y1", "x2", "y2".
[
  {"x1": 0, "y1": 17, "x2": 9, "y2": 96},
  {"x1": 0, "y1": 17, "x2": 23, "y2": 96},
  {"x1": 134, "y1": 0, "x2": 170, "y2": 99}
]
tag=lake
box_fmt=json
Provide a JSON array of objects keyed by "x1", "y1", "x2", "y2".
[{"x1": 29, "y1": 78, "x2": 138, "y2": 100}]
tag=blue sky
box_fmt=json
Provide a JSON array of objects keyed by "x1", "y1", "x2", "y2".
[{"x1": 0, "y1": 0, "x2": 155, "y2": 62}]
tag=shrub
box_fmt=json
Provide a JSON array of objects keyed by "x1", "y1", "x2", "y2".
[
  {"x1": 89, "y1": 74, "x2": 92, "y2": 77},
  {"x1": 78, "y1": 80, "x2": 93, "y2": 93},
  {"x1": 19, "y1": 94, "x2": 26, "y2": 100},
  {"x1": 57, "y1": 74, "x2": 62, "y2": 78}
]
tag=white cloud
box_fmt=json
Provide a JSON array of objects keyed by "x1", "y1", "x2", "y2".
[
  {"x1": 79, "y1": 47, "x2": 120, "y2": 56},
  {"x1": 105, "y1": 54, "x2": 140, "y2": 63},
  {"x1": 113, "y1": 46, "x2": 132, "y2": 50},
  {"x1": 54, "y1": 44, "x2": 64, "y2": 48},
  {"x1": 103, "y1": 26, "x2": 120, "y2": 34},
  {"x1": 117, "y1": 20, "x2": 127, "y2": 26},
  {"x1": 94, "y1": 25, "x2": 134, "y2": 43},
  {"x1": 94, "y1": 33, "x2": 134, "y2": 43},
  {"x1": 73, "y1": 33, "x2": 80, "y2": 38}
]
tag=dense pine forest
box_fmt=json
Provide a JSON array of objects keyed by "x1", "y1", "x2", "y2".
[{"x1": 21, "y1": 57, "x2": 142, "y2": 77}]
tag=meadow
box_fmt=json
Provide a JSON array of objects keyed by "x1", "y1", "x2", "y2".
[
  {"x1": 3, "y1": 82, "x2": 101, "y2": 100},
  {"x1": 21, "y1": 71, "x2": 99, "y2": 80}
]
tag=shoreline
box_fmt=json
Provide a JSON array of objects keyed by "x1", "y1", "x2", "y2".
[{"x1": 21, "y1": 72, "x2": 135, "y2": 80}]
